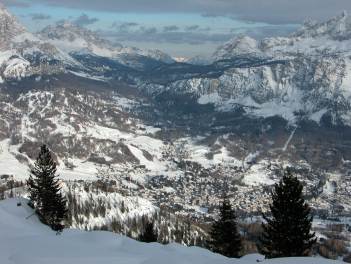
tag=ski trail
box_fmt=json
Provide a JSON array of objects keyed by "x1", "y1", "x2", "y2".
[{"x1": 282, "y1": 126, "x2": 297, "y2": 152}]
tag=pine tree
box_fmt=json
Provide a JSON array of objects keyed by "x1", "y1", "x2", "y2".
[
  {"x1": 207, "y1": 198, "x2": 242, "y2": 258},
  {"x1": 27, "y1": 145, "x2": 67, "y2": 232},
  {"x1": 139, "y1": 222, "x2": 158, "y2": 243},
  {"x1": 27, "y1": 174, "x2": 38, "y2": 208},
  {"x1": 260, "y1": 168, "x2": 317, "y2": 258}
]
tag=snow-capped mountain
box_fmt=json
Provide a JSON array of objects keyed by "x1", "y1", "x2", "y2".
[
  {"x1": 1, "y1": 4, "x2": 351, "y2": 240},
  {"x1": 0, "y1": 5, "x2": 82, "y2": 82},
  {"x1": 39, "y1": 21, "x2": 175, "y2": 66},
  {"x1": 141, "y1": 12, "x2": 351, "y2": 127},
  {"x1": 212, "y1": 35, "x2": 262, "y2": 61},
  {"x1": 0, "y1": 4, "x2": 26, "y2": 49},
  {"x1": 0, "y1": 4, "x2": 174, "y2": 83},
  {"x1": 292, "y1": 11, "x2": 351, "y2": 40},
  {"x1": 39, "y1": 21, "x2": 123, "y2": 57},
  {"x1": 214, "y1": 11, "x2": 351, "y2": 59}
]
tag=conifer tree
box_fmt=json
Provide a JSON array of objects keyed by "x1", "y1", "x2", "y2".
[
  {"x1": 260, "y1": 168, "x2": 317, "y2": 258},
  {"x1": 139, "y1": 222, "x2": 158, "y2": 243},
  {"x1": 207, "y1": 197, "x2": 242, "y2": 258},
  {"x1": 27, "y1": 145, "x2": 67, "y2": 232}
]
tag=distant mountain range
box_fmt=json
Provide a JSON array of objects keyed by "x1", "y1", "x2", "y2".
[{"x1": 0, "y1": 3, "x2": 350, "y2": 226}]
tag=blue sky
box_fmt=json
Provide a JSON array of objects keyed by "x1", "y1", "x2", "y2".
[{"x1": 4, "y1": 0, "x2": 348, "y2": 57}]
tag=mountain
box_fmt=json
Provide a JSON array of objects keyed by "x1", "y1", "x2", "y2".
[
  {"x1": 0, "y1": 5, "x2": 174, "y2": 83},
  {"x1": 39, "y1": 21, "x2": 123, "y2": 57},
  {"x1": 292, "y1": 11, "x2": 351, "y2": 40},
  {"x1": 212, "y1": 35, "x2": 262, "y2": 61},
  {"x1": 0, "y1": 5, "x2": 81, "y2": 82},
  {"x1": 0, "y1": 4, "x2": 26, "y2": 48},
  {"x1": 39, "y1": 21, "x2": 175, "y2": 67},
  {"x1": 145, "y1": 12, "x2": 351, "y2": 127},
  {"x1": 0, "y1": 5, "x2": 351, "y2": 249}
]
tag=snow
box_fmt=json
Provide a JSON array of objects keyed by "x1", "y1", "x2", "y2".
[
  {"x1": 127, "y1": 144, "x2": 165, "y2": 172},
  {"x1": 0, "y1": 199, "x2": 342, "y2": 264},
  {"x1": 64, "y1": 185, "x2": 157, "y2": 230},
  {"x1": 0, "y1": 51, "x2": 31, "y2": 80},
  {"x1": 0, "y1": 140, "x2": 29, "y2": 180},
  {"x1": 69, "y1": 70, "x2": 108, "y2": 82},
  {"x1": 323, "y1": 180, "x2": 337, "y2": 195},
  {"x1": 13, "y1": 32, "x2": 38, "y2": 43},
  {"x1": 198, "y1": 92, "x2": 222, "y2": 105},
  {"x1": 190, "y1": 141, "x2": 242, "y2": 169},
  {"x1": 190, "y1": 12, "x2": 351, "y2": 126},
  {"x1": 213, "y1": 35, "x2": 260, "y2": 60},
  {"x1": 242, "y1": 163, "x2": 275, "y2": 187},
  {"x1": 38, "y1": 22, "x2": 173, "y2": 65},
  {"x1": 59, "y1": 161, "x2": 98, "y2": 181},
  {"x1": 310, "y1": 109, "x2": 328, "y2": 124},
  {"x1": 282, "y1": 126, "x2": 297, "y2": 152}
]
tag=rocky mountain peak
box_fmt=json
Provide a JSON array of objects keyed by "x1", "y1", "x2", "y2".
[
  {"x1": 293, "y1": 11, "x2": 351, "y2": 40},
  {"x1": 39, "y1": 20, "x2": 174, "y2": 64},
  {"x1": 212, "y1": 34, "x2": 260, "y2": 61},
  {"x1": 0, "y1": 4, "x2": 26, "y2": 49},
  {"x1": 39, "y1": 21, "x2": 126, "y2": 58},
  {"x1": 40, "y1": 21, "x2": 113, "y2": 45}
]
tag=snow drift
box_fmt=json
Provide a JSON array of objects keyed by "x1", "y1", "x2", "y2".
[{"x1": 0, "y1": 199, "x2": 341, "y2": 264}]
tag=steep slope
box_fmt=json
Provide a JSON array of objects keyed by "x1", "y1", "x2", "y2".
[{"x1": 0, "y1": 199, "x2": 341, "y2": 264}]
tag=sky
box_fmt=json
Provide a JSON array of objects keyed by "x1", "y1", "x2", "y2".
[{"x1": 2, "y1": 0, "x2": 351, "y2": 58}]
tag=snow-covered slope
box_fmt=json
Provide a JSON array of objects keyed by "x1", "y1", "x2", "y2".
[{"x1": 0, "y1": 199, "x2": 341, "y2": 264}]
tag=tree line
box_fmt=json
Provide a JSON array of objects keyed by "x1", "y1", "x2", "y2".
[{"x1": 26, "y1": 145, "x2": 317, "y2": 259}]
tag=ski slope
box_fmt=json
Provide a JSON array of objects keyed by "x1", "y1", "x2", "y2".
[{"x1": 0, "y1": 199, "x2": 341, "y2": 264}]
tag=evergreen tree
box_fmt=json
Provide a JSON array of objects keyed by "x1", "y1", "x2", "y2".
[
  {"x1": 27, "y1": 176, "x2": 37, "y2": 208},
  {"x1": 207, "y1": 197, "x2": 242, "y2": 258},
  {"x1": 27, "y1": 145, "x2": 67, "y2": 232},
  {"x1": 139, "y1": 222, "x2": 158, "y2": 243},
  {"x1": 260, "y1": 168, "x2": 317, "y2": 258}
]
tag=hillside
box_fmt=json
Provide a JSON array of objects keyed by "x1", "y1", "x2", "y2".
[{"x1": 0, "y1": 198, "x2": 341, "y2": 264}]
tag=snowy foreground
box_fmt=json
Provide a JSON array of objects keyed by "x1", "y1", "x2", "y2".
[{"x1": 0, "y1": 199, "x2": 341, "y2": 264}]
